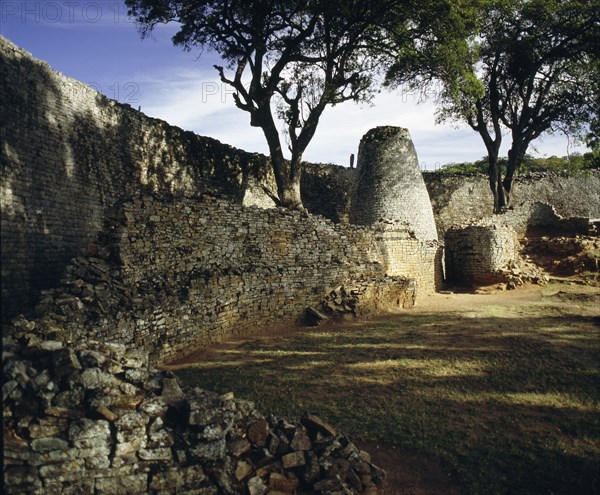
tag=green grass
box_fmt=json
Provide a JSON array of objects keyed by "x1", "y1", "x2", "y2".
[{"x1": 173, "y1": 288, "x2": 600, "y2": 495}]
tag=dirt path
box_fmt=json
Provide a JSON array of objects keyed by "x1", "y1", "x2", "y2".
[{"x1": 166, "y1": 282, "x2": 599, "y2": 494}]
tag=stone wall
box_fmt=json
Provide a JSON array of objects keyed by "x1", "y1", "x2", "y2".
[
  {"x1": 424, "y1": 171, "x2": 600, "y2": 239},
  {"x1": 0, "y1": 36, "x2": 281, "y2": 321},
  {"x1": 351, "y1": 127, "x2": 438, "y2": 242},
  {"x1": 444, "y1": 224, "x2": 521, "y2": 286},
  {"x1": 300, "y1": 163, "x2": 356, "y2": 224},
  {"x1": 3, "y1": 334, "x2": 385, "y2": 495},
  {"x1": 1, "y1": 36, "x2": 438, "y2": 324},
  {"x1": 24, "y1": 194, "x2": 426, "y2": 363},
  {"x1": 349, "y1": 127, "x2": 442, "y2": 292}
]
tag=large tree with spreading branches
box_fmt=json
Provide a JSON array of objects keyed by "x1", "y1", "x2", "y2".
[
  {"x1": 386, "y1": 0, "x2": 599, "y2": 213},
  {"x1": 126, "y1": 0, "x2": 412, "y2": 209}
]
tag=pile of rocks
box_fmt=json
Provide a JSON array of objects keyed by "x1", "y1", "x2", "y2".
[
  {"x1": 493, "y1": 258, "x2": 550, "y2": 290},
  {"x1": 316, "y1": 277, "x2": 417, "y2": 320},
  {"x1": 29, "y1": 241, "x2": 136, "y2": 346},
  {"x1": 3, "y1": 334, "x2": 385, "y2": 495},
  {"x1": 522, "y1": 235, "x2": 600, "y2": 278}
]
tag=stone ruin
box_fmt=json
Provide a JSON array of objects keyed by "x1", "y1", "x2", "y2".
[
  {"x1": 3, "y1": 34, "x2": 600, "y2": 494},
  {"x1": 350, "y1": 127, "x2": 442, "y2": 292},
  {"x1": 2, "y1": 36, "x2": 442, "y2": 493},
  {"x1": 444, "y1": 222, "x2": 550, "y2": 289},
  {"x1": 3, "y1": 333, "x2": 384, "y2": 495},
  {"x1": 350, "y1": 126, "x2": 438, "y2": 244}
]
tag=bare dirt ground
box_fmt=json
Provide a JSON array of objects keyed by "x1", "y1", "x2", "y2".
[
  {"x1": 169, "y1": 280, "x2": 599, "y2": 495},
  {"x1": 360, "y1": 282, "x2": 599, "y2": 495},
  {"x1": 354, "y1": 440, "x2": 461, "y2": 495}
]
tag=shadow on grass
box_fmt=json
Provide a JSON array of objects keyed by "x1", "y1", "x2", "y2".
[{"x1": 174, "y1": 310, "x2": 600, "y2": 495}]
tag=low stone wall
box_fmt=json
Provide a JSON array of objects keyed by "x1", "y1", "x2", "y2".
[
  {"x1": 424, "y1": 171, "x2": 600, "y2": 239},
  {"x1": 444, "y1": 224, "x2": 520, "y2": 286},
  {"x1": 20, "y1": 194, "x2": 427, "y2": 363},
  {"x1": 373, "y1": 227, "x2": 442, "y2": 292},
  {"x1": 3, "y1": 334, "x2": 385, "y2": 495}
]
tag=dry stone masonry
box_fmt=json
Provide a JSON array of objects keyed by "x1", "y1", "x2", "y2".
[
  {"x1": 350, "y1": 127, "x2": 442, "y2": 292},
  {"x1": 350, "y1": 127, "x2": 438, "y2": 243},
  {"x1": 444, "y1": 223, "x2": 533, "y2": 287},
  {"x1": 424, "y1": 171, "x2": 600, "y2": 240},
  {"x1": 1, "y1": 36, "x2": 437, "y2": 323},
  {"x1": 8, "y1": 194, "x2": 417, "y2": 364},
  {"x1": 3, "y1": 334, "x2": 385, "y2": 495},
  {"x1": 3, "y1": 32, "x2": 600, "y2": 495},
  {"x1": 0, "y1": 35, "x2": 275, "y2": 321},
  {"x1": 2, "y1": 35, "x2": 597, "y2": 321}
]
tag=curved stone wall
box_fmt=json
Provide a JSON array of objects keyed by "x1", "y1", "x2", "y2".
[
  {"x1": 0, "y1": 36, "x2": 277, "y2": 321},
  {"x1": 424, "y1": 171, "x2": 600, "y2": 238},
  {"x1": 445, "y1": 224, "x2": 520, "y2": 286}
]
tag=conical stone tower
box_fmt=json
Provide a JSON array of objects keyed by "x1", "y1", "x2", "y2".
[
  {"x1": 350, "y1": 126, "x2": 438, "y2": 242},
  {"x1": 350, "y1": 126, "x2": 441, "y2": 292}
]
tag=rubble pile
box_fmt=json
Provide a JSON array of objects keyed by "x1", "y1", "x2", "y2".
[
  {"x1": 29, "y1": 240, "x2": 138, "y2": 347},
  {"x1": 493, "y1": 257, "x2": 550, "y2": 290},
  {"x1": 522, "y1": 235, "x2": 600, "y2": 278},
  {"x1": 317, "y1": 277, "x2": 417, "y2": 320},
  {"x1": 3, "y1": 334, "x2": 385, "y2": 495}
]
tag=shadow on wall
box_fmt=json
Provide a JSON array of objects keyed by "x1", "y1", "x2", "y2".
[
  {"x1": 1, "y1": 49, "x2": 91, "y2": 319},
  {"x1": 0, "y1": 38, "x2": 277, "y2": 322},
  {"x1": 525, "y1": 202, "x2": 591, "y2": 237}
]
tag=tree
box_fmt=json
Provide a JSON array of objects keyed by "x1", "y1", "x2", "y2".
[
  {"x1": 126, "y1": 0, "x2": 409, "y2": 209},
  {"x1": 386, "y1": 0, "x2": 600, "y2": 213}
]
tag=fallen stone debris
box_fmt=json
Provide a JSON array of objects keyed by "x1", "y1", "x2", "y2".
[
  {"x1": 522, "y1": 235, "x2": 600, "y2": 279},
  {"x1": 312, "y1": 278, "x2": 417, "y2": 323},
  {"x1": 3, "y1": 332, "x2": 385, "y2": 495},
  {"x1": 494, "y1": 258, "x2": 550, "y2": 290}
]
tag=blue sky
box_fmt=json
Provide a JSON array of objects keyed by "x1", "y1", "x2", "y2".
[{"x1": 0, "y1": 0, "x2": 587, "y2": 169}]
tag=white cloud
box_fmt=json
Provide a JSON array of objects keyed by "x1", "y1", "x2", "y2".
[{"x1": 135, "y1": 65, "x2": 588, "y2": 170}]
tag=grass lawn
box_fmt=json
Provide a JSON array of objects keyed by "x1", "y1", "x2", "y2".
[{"x1": 171, "y1": 284, "x2": 600, "y2": 494}]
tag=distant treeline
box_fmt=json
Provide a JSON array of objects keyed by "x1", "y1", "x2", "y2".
[{"x1": 439, "y1": 151, "x2": 600, "y2": 175}]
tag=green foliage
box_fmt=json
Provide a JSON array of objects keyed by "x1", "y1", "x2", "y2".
[
  {"x1": 438, "y1": 152, "x2": 600, "y2": 174},
  {"x1": 125, "y1": 0, "x2": 422, "y2": 208},
  {"x1": 386, "y1": 0, "x2": 600, "y2": 211}
]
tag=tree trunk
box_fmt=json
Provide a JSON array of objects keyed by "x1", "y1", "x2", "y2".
[
  {"x1": 485, "y1": 145, "x2": 508, "y2": 213},
  {"x1": 504, "y1": 145, "x2": 526, "y2": 209},
  {"x1": 279, "y1": 174, "x2": 303, "y2": 210},
  {"x1": 270, "y1": 147, "x2": 304, "y2": 210},
  {"x1": 254, "y1": 106, "x2": 304, "y2": 210},
  {"x1": 488, "y1": 156, "x2": 507, "y2": 214}
]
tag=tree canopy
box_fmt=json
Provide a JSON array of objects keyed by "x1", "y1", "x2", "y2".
[
  {"x1": 386, "y1": 0, "x2": 600, "y2": 213},
  {"x1": 126, "y1": 0, "x2": 414, "y2": 209},
  {"x1": 437, "y1": 152, "x2": 600, "y2": 175}
]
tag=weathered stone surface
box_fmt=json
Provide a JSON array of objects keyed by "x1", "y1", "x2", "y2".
[
  {"x1": 351, "y1": 126, "x2": 438, "y2": 243},
  {"x1": 94, "y1": 474, "x2": 148, "y2": 495},
  {"x1": 290, "y1": 427, "x2": 312, "y2": 451},
  {"x1": 0, "y1": 35, "x2": 433, "y2": 359},
  {"x1": 269, "y1": 472, "x2": 299, "y2": 492},
  {"x1": 303, "y1": 412, "x2": 337, "y2": 438},
  {"x1": 445, "y1": 224, "x2": 523, "y2": 286},
  {"x1": 190, "y1": 439, "x2": 227, "y2": 461},
  {"x1": 247, "y1": 418, "x2": 270, "y2": 446},
  {"x1": 424, "y1": 171, "x2": 600, "y2": 240},
  {"x1": 3, "y1": 338, "x2": 385, "y2": 495},
  {"x1": 235, "y1": 459, "x2": 254, "y2": 481},
  {"x1": 30, "y1": 437, "x2": 69, "y2": 452},
  {"x1": 282, "y1": 451, "x2": 306, "y2": 469},
  {"x1": 247, "y1": 476, "x2": 268, "y2": 495}
]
